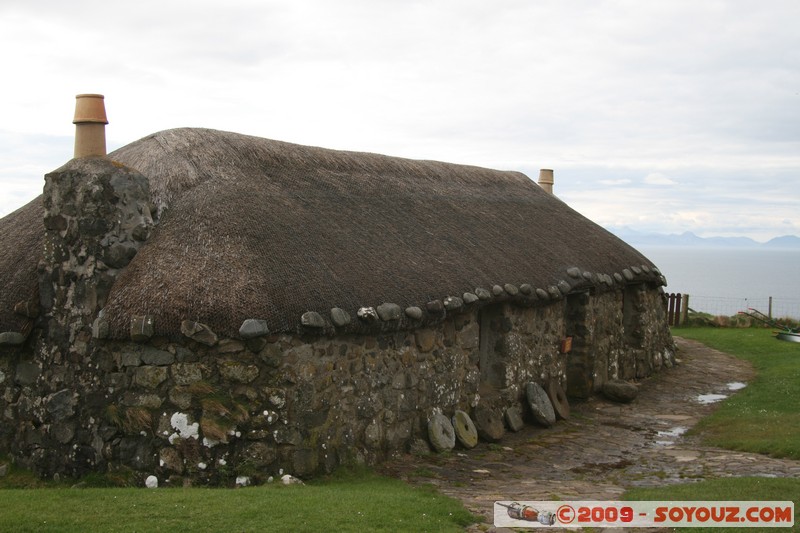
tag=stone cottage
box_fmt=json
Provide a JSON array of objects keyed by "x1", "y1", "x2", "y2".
[{"x1": 0, "y1": 95, "x2": 674, "y2": 485}]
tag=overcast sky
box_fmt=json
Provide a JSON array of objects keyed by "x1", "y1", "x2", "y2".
[{"x1": 1, "y1": 0, "x2": 798, "y2": 241}]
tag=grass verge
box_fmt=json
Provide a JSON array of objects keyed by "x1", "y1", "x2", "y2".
[
  {"x1": 0, "y1": 467, "x2": 476, "y2": 532},
  {"x1": 674, "y1": 326, "x2": 800, "y2": 459}
]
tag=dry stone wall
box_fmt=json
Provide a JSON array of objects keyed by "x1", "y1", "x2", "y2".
[{"x1": 1, "y1": 287, "x2": 674, "y2": 485}]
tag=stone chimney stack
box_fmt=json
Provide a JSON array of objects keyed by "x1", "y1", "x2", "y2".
[
  {"x1": 537, "y1": 169, "x2": 554, "y2": 194},
  {"x1": 41, "y1": 94, "x2": 153, "y2": 351},
  {"x1": 73, "y1": 94, "x2": 108, "y2": 158}
]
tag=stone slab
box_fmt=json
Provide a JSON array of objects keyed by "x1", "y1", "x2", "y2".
[
  {"x1": 504, "y1": 406, "x2": 525, "y2": 432},
  {"x1": 602, "y1": 379, "x2": 639, "y2": 403},
  {"x1": 526, "y1": 382, "x2": 556, "y2": 427}
]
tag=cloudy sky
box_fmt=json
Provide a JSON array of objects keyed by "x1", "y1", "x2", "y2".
[{"x1": 1, "y1": 0, "x2": 798, "y2": 241}]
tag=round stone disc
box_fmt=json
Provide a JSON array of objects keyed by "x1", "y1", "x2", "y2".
[
  {"x1": 526, "y1": 382, "x2": 556, "y2": 427},
  {"x1": 451, "y1": 410, "x2": 478, "y2": 449},
  {"x1": 427, "y1": 412, "x2": 455, "y2": 452},
  {"x1": 547, "y1": 379, "x2": 570, "y2": 420},
  {"x1": 473, "y1": 406, "x2": 505, "y2": 442}
]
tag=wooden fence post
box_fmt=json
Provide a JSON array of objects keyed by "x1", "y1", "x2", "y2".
[
  {"x1": 665, "y1": 292, "x2": 690, "y2": 326},
  {"x1": 681, "y1": 294, "x2": 690, "y2": 325}
]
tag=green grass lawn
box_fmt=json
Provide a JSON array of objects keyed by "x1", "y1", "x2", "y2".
[
  {"x1": 0, "y1": 468, "x2": 476, "y2": 532},
  {"x1": 624, "y1": 327, "x2": 800, "y2": 530}
]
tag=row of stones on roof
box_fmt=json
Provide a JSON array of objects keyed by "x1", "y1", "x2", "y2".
[
  {"x1": 566, "y1": 264, "x2": 664, "y2": 286},
  {"x1": 297, "y1": 264, "x2": 665, "y2": 332},
  {"x1": 87, "y1": 263, "x2": 664, "y2": 345}
]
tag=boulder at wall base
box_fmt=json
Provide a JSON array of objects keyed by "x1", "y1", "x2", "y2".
[
  {"x1": 451, "y1": 410, "x2": 478, "y2": 449},
  {"x1": 602, "y1": 379, "x2": 639, "y2": 403},
  {"x1": 526, "y1": 382, "x2": 556, "y2": 427},
  {"x1": 473, "y1": 406, "x2": 505, "y2": 442},
  {"x1": 427, "y1": 412, "x2": 456, "y2": 452},
  {"x1": 408, "y1": 438, "x2": 432, "y2": 455},
  {"x1": 547, "y1": 380, "x2": 570, "y2": 420}
]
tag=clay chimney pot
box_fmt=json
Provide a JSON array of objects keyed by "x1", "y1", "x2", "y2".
[
  {"x1": 73, "y1": 94, "x2": 108, "y2": 124},
  {"x1": 538, "y1": 169, "x2": 554, "y2": 194},
  {"x1": 73, "y1": 94, "x2": 108, "y2": 158}
]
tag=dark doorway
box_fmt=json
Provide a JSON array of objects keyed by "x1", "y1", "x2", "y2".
[
  {"x1": 478, "y1": 304, "x2": 507, "y2": 389},
  {"x1": 565, "y1": 291, "x2": 592, "y2": 398}
]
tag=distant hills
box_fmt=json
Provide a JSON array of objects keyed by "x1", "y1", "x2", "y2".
[{"x1": 606, "y1": 227, "x2": 800, "y2": 249}]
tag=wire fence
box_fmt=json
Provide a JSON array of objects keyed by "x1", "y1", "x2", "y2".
[{"x1": 676, "y1": 294, "x2": 800, "y2": 321}]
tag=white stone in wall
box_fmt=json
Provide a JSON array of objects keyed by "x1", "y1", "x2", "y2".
[{"x1": 168, "y1": 412, "x2": 199, "y2": 444}]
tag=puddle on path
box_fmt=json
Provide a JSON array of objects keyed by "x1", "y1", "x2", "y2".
[
  {"x1": 696, "y1": 382, "x2": 745, "y2": 404},
  {"x1": 697, "y1": 393, "x2": 728, "y2": 404},
  {"x1": 655, "y1": 426, "x2": 687, "y2": 446},
  {"x1": 657, "y1": 426, "x2": 687, "y2": 438}
]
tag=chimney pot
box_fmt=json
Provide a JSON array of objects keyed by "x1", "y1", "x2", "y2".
[
  {"x1": 538, "y1": 169, "x2": 554, "y2": 194},
  {"x1": 73, "y1": 94, "x2": 108, "y2": 158}
]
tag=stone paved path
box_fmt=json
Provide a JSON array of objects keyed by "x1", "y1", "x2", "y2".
[{"x1": 379, "y1": 337, "x2": 800, "y2": 531}]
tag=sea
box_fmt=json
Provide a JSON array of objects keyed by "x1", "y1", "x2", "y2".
[{"x1": 635, "y1": 246, "x2": 800, "y2": 320}]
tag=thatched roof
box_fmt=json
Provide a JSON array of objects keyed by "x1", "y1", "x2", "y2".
[
  {"x1": 0, "y1": 197, "x2": 44, "y2": 336},
  {"x1": 0, "y1": 128, "x2": 662, "y2": 340}
]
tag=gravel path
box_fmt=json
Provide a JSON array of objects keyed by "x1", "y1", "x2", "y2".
[{"x1": 380, "y1": 337, "x2": 800, "y2": 531}]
